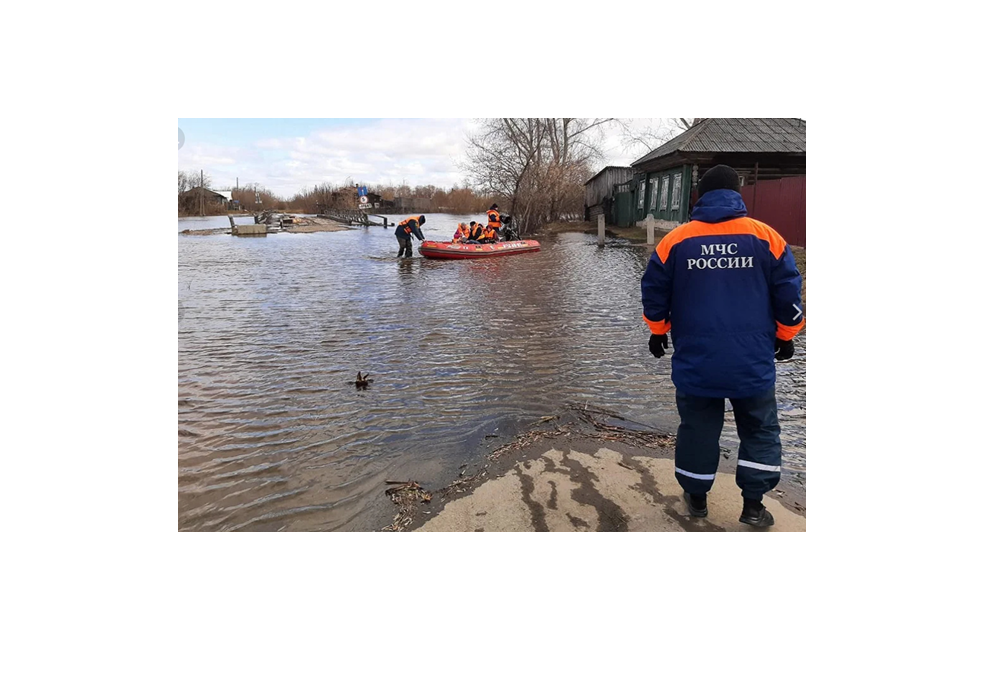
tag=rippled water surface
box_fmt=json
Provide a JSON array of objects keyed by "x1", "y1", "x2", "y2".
[{"x1": 178, "y1": 213, "x2": 806, "y2": 530}]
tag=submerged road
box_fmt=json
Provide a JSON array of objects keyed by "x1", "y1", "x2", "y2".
[{"x1": 178, "y1": 213, "x2": 806, "y2": 531}]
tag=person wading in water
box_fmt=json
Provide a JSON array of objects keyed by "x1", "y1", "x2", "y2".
[{"x1": 395, "y1": 215, "x2": 425, "y2": 258}]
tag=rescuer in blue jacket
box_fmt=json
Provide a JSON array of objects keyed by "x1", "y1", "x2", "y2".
[
  {"x1": 641, "y1": 165, "x2": 804, "y2": 527},
  {"x1": 395, "y1": 215, "x2": 425, "y2": 257}
]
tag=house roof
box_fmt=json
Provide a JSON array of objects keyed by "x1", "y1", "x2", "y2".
[
  {"x1": 584, "y1": 166, "x2": 632, "y2": 185},
  {"x1": 182, "y1": 186, "x2": 230, "y2": 200},
  {"x1": 631, "y1": 118, "x2": 806, "y2": 167}
]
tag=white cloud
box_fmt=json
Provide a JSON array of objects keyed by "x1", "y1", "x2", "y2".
[{"x1": 179, "y1": 118, "x2": 473, "y2": 197}]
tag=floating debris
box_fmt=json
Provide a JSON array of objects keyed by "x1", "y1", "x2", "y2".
[
  {"x1": 568, "y1": 403, "x2": 676, "y2": 454},
  {"x1": 355, "y1": 372, "x2": 371, "y2": 389},
  {"x1": 382, "y1": 480, "x2": 431, "y2": 532},
  {"x1": 531, "y1": 415, "x2": 558, "y2": 426}
]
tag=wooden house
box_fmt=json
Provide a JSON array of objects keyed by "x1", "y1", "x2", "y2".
[{"x1": 627, "y1": 118, "x2": 806, "y2": 244}]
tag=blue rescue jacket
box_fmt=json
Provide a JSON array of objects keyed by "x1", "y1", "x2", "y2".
[{"x1": 641, "y1": 189, "x2": 804, "y2": 398}]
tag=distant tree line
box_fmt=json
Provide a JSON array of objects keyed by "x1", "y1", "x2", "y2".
[{"x1": 179, "y1": 172, "x2": 498, "y2": 217}]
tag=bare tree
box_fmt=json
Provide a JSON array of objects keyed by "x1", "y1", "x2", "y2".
[
  {"x1": 615, "y1": 118, "x2": 707, "y2": 155},
  {"x1": 178, "y1": 170, "x2": 209, "y2": 193},
  {"x1": 673, "y1": 118, "x2": 705, "y2": 131},
  {"x1": 287, "y1": 181, "x2": 358, "y2": 214},
  {"x1": 465, "y1": 118, "x2": 612, "y2": 232}
]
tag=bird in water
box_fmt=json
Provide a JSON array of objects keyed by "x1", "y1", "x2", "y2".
[{"x1": 355, "y1": 372, "x2": 371, "y2": 389}]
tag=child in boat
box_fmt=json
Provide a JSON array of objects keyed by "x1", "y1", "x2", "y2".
[{"x1": 467, "y1": 221, "x2": 485, "y2": 242}]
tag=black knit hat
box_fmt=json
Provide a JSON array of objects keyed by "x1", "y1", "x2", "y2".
[
  {"x1": 698, "y1": 165, "x2": 741, "y2": 197},
  {"x1": 490, "y1": 203, "x2": 498, "y2": 210},
  {"x1": 418, "y1": 215, "x2": 426, "y2": 224}
]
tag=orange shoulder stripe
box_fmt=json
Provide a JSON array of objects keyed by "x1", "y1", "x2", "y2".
[
  {"x1": 661, "y1": 217, "x2": 788, "y2": 260},
  {"x1": 655, "y1": 224, "x2": 697, "y2": 263}
]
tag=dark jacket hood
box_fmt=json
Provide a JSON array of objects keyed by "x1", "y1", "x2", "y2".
[{"x1": 691, "y1": 189, "x2": 748, "y2": 223}]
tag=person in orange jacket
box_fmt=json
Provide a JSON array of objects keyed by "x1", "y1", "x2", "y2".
[
  {"x1": 467, "y1": 221, "x2": 485, "y2": 242},
  {"x1": 395, "y1": 215, "x2": 425, "y2": 257},
  {"x1": 453, "y1": 222, "x2": 471, "y2": 241},
  {"x1": 486, "y1": 204, "x2": 503, "y2": 233}
]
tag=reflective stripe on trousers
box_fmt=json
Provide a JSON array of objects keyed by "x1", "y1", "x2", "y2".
[{"x1": 673, "y1": 388, "x2": 782, "y2": 499}]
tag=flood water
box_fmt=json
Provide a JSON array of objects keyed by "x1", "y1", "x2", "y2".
[{"x1": 178, "y1": 213, "x2": 806, "y2": 531}]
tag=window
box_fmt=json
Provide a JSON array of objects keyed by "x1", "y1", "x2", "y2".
[
  {"x1": 659, "y1": 175, "x2": 670, "y2": 210},
  {"x1": 638, "y1": 180, "x2": 645, "y2": 208},
  {"x1": 649, "y1": 178, "x2": 658, "y2": 210},
  {"x1": 670, "y1": 173, "x2": 682, "y2": 210}
]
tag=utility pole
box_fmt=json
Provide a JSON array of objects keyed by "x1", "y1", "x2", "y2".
[{"x1": 200, "y1": 169, "x2": 205, "y2": 217}]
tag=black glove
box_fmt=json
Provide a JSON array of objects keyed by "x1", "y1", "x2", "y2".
[
  {"x1": 775, "y1": 338, "x2": 794, "y2": 361},
  {"x1": 649, "y1": 333, "x2": 668, "y2": 358}
]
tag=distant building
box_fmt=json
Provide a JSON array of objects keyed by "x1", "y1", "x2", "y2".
[
  {"x1": 180, "y1": 187, "x2": 238, "y2": 210},
  {"x1": 627, "y1": 118, "x2": 806, "y2": 245},
  {"x1": 584, "y1": 166, "x2": 634, "y2": 226},
  {"x1": 393, "y1": 196, "x2": 434, "y2": 213}
]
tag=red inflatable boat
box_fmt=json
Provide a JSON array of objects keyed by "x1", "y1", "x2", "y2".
[{"x1": 418, "y1": 239, "x2": 541, "y2": 259}]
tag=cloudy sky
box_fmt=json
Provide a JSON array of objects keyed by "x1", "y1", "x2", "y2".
[{"x1": 177, "y1": 118, "x2": 649, "y2": 197}]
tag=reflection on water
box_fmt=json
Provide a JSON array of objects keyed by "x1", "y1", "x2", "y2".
[
  {"x1": 178, "y1": 214, "x2": 251, "y2": 232},
  {"x1": 179, "y1": 213, "x2": 806, "y2": 530}
]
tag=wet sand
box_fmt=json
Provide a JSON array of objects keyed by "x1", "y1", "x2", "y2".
[{"x1": 387, "y1": 414, "x2": 806, "y2": 533}]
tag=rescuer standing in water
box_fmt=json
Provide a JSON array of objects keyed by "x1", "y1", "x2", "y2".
[{"x1": 395, "y1": 215, "x2": 425, "y2": 258}]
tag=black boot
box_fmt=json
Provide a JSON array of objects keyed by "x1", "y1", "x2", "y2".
[
  {"x1": 681, "y1": 492, "x2": 708, "y2": 518},
  {"x1": 739, "y1": 497, "x2": 774, "y2": 527}
]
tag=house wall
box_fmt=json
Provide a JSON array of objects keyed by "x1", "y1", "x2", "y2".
[
  {"x1": 633, "y1": 164, "x2": 693, "y2": 227},
  {"x1": 585, "y1": 168, "x2": 634, "y2": 224},
  {"x1": 585, "y1": 168, "x2": 634, "y2": 208}
]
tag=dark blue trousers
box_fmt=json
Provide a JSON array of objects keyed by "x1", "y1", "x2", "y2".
[{"x1": 674, "y1": 388, "x2": 782, "y2": 501}]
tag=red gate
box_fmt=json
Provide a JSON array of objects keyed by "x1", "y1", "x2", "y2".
[{"x1": 740, "y1": 175, "x2": 805, "y2": 247}]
